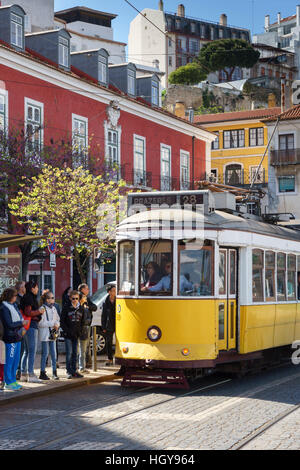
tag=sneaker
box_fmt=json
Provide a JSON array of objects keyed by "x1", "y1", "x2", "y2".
[
  {"x1": 28, "y1": 374, "x2": 42, "y2": 383},
  {"x1": 79, "y1": 368, "x2": 90, "y2": 374},
  {"x1": 5, "y1": 383, "x2": 21, "y2": 391},
  {"x1": 67, "y1": 373, "x2": 73, "y2": 379},
  {"x1": 52, "y1": 371, "x2": 59, "y2": 380},
  {"x1": 0, "y1": 381, "x2": 4, "y2": 390},
  {"x1": 19, "y1": 373, "x2": 28, "y2": 382},
  {"x1": 39, "y1": 371, "x2": 50, "y2": 381},
  {"x1": 73, "y1": 372, "x2": 83, "y2": 378},
  {"x1": 13, "y1": 382, "x2": 23, "y2": 390}
]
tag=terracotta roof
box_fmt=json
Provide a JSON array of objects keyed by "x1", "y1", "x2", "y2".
[
  {"x1": 263, "y1": 104, "x2": 300, "y2": 122},
  {"x1": 194, "y1": 107, "x2": 282, "y2": 125},
  {"x1": 270, "y1": 14, "x2": 296, "y2": 27}
]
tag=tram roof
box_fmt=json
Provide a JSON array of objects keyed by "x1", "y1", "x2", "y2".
[{"x1": 117, "y1": 209, "x2": 300, "y2": 242}]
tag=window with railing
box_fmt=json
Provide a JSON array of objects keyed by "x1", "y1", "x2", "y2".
[
  {"x1": 160, "y1": 144, "x2": 171, "y2": 190},
  {"x1": 134, "y1": 135, "x2": 146, "y2": 186},
  {"x1": 180, "y1": 150, "x2": 189, "y2": 190},
  {"x1": 25, "y1": 99, "x2": 43, "y2": 157}
]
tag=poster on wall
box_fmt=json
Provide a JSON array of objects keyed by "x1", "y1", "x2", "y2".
[{"x1": 0, "y1": 250, "x2": 22, "y2": 292}]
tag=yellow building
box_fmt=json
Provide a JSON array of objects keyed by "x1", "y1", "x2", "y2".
[{"x1": 195, "y1": 107, "x2": 281, "y2": 187}]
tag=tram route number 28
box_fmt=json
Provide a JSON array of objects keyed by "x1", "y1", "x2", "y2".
[{"x1": 180, "y1": 194, "x2": 203, "y2": 206}]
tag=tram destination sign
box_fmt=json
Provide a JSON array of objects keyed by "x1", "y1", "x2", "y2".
[{"x1": 127, "y1": 191, "x2": 212, "y2": 216}]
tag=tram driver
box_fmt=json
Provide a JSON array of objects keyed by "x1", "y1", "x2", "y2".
[{"x1": 141, "y1": 261, "x2": 194, "y2": 294}]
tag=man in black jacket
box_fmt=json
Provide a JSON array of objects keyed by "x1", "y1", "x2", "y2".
[
  {"x1": 78, "y1": 283, "x2": 97, "y2": 370},
  {"x1": 61, "y1": 290, "x2": 86, "y2": 379},
  {"x1": 101, "y1": 285, "x2": 116, "y2": 366}
]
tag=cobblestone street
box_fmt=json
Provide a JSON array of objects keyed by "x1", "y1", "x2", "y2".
[{"x1": 1, "y1": 364, "x2": 300, "y2": 450}]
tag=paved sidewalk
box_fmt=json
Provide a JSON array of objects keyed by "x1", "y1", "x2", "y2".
[{"x1": 0, "y1": 352, "x2": 121, "y2": 405}]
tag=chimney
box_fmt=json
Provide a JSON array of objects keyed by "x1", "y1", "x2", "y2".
[
  {"x1": 187, "y1": 107, "x2": 194, "y2": 123},
  {"x1": 297, "y1": 5, "x2": 300, "y2": 27},
  {"x1": 219, "y1": 14, "x2": 227, "y2": 27},
  {"x1": 281, "y1": 78, "x2": 285, "y2": 112},
  {"x1": 268, "y1": 93, "x2": 276, "y2": 108},
  {"x1": 277, "y1": 12, "x2": 281, "y2": 25},
  {"x1": 177, "y1": 4, "x2": 185, "y2": 17},
  {"x1": 158, "y1": 0, "x2": 163, "y2": 11},
  {"x1": 153, "y1": 59, "x2": 160, "y2": 69},
  {"x1": 265, "y1": 15, "x2": 270, "y2": 32},
  {"x1": 174, "y1": 101, "x2": 185, "y2": 119}
]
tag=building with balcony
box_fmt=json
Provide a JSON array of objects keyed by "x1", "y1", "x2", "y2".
[
  {"x1": 264, "y1": 104, "x2": 300, "y2": 223},
  {"x1": 128, "y1": 1, "x2": 251, "y2": 88},
  {"x1": 194, "y1": 107, "x2": 282, "y2": 192},
  {"x1": 253, "y1": 6, "x2": 300, "y2": 79}
]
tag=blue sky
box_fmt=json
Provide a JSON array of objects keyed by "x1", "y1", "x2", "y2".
[{"x1": 54, "y1": 0, "x2": 299, "y2": 47}]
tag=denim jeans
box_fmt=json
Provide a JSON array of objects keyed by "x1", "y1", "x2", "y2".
[
  {"x1": 5, "y1": 342, "x2": 21, "y2": 385},
  {"x1": 78, "y1": 339, "x2": 88, "y2": 370},
  {"x1": 41, "y1": 341, "x2": 57, "y2": 373},
  {"x1": 65, "y1": 338, "x2": 78, "y2": 375},
  {"x1": 21, "y1": 328, "x2": 38, "y2": 375}
]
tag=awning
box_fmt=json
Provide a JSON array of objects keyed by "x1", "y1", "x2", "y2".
[{"x1": 0, "y1": 234, "x2": 43, "y2": 249}]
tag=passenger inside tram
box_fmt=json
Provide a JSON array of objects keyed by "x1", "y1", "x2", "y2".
[
  {"x1": 141, "y1": 262, "x2": 162, "y2": 289},
  {"x1": 141, "y1": 261, "x2": 194, "y2": 294}
]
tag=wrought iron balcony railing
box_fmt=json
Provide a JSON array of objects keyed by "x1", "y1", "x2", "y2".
[
  {"x1": 204, "y1": 168, "x2": 267, "y2": 188},
  {"x1": 132, "y1": 169, "x2": 152, "y2": 188},
  {"x1": 270, "y1": 149, "x2": 300, "y2": 166}
]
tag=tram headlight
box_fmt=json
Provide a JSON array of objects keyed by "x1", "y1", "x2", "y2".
[
  {"x1": 181, "y1": 348, "x2": 190, "y2": 356},
  {"x1": 122, "y1": 347, "x2": 129, "y2": 354},
  {"x1": 147, "y1": 326, "x2": 162, "y2": 342}
]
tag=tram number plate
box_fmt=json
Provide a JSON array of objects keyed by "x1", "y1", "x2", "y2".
[{"x1": 180, "y1": 194, "x2": 204, "y2": 206}]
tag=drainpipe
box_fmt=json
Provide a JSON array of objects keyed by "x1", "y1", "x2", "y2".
[{"x1": 192, "y1": 136, "x2": 195, "y2": 190}]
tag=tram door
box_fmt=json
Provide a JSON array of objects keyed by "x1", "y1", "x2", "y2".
[{"x1": 217, "y1": 248, "x2": 237, "y2": 351}]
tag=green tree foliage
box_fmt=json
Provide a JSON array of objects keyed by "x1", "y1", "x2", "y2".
[
  {"x1": 197, "y1": 39, "x2": 260, "y2": 81},
  {"x1": 168, "y1": 62, "x2": 207, "y2": 85},
  {"x1": 9, "y1": 165, "x2": 127, "y2": 283}
]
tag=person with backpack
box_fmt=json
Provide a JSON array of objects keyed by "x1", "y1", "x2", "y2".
[
  {"x1": 38, "y1": 291, "x2": 60, "y2": 380},
  {"x1": 0, "y1": 288, "x2": 29, "y2": 391}
]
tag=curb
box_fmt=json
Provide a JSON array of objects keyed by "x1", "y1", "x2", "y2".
[{"x1": 0, "y1": 373, "x2": 121, "y2": 406}]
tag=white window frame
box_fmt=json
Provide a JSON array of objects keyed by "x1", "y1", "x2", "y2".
[
  {"x1": 59, "y1": 36, "x2": 69, "y2": 68},
  {"x1": 72, "y1": 114, "x2": 88, "y2": 168},
  {"x1": 104, "y1": 120, "x2": 122, "y2": 180},
  {"x1": 180, "y1": 150, "x2": 190, "y2": 190},
  {"x1": 11, "y1": 12, "x2": 23, "y2": 48},
  {"x1": 133, "y1": 135, "x2": 146, "y2": 185},
  {"x1": 249, "y1": 127, "x2": 264, "y2": 147},
  {"x1": 24, "y1": 97, "x2": 44, "y2": 156},
  {"x1": 151, "y1": 81, "x2": 159, "y2": 106},
  {"x1": 128, "y1": 70, "x2": 135, "y2": 96},
  {"x1": 160, "y1": 144, "x2": 171, "y2": 190},
  {"x1": 0, "y1": 89, "x2": 8, "y2": 133},
  {"x1": 277, "y1": 175, "x2": 297, "y2": 195},
  {"x1": 98, "y1": 56, "x2": 107, "y2": 84}
]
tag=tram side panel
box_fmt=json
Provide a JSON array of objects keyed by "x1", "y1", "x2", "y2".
[
  {"x1": 116, "y1": 299, "x2": 219, "y2": 362},
  {"x1": 239, "y1": 303, "x2": 298, "y2": 354}
]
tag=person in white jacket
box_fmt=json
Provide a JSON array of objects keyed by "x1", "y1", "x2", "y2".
[{"x1": 38, "y1": 291, "x2": 60, "y2": 380}]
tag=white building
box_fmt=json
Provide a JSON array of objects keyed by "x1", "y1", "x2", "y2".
[
  {"x1": 264, "y1": 105, "x2": 300, "y2": 224},
  {"x1": 128, "y1": 1, "x2": 251, "y2": 89},
  {"x1": 55, "y1": 6, "x2": 126, "y2": 64},
  {"x1": 253, "y1": 6, "x2": 300, "y2": 79},
  {"x1": 1, "y1": 0, "x2": 55, "y2": 32}
]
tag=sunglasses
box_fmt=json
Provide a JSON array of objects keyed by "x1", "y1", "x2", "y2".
[{"x1": 48, "y1": 297, "x2": 54, "y2": 299}]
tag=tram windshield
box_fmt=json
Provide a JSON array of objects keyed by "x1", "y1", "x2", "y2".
[
  {"x1": 140, "y1": 240, "x2": 172, "y2": 296},
  {"x1": 178, "y1": 240, "x2": 214, "y2": 296},
  {"x1": 118, "y1": 241, "x2": 135, "y2": 295}
]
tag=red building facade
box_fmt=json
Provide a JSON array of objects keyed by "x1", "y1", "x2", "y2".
[{"x1": 0, "y1": 23, "x2": 214, "y2": 299}]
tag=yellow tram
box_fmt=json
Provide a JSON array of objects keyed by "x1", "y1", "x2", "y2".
[{"x1": 115, "y1": 190, "x2": 300, "y2": 388}]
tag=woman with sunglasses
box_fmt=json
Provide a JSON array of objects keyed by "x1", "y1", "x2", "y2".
[
  {"x1": 38, "y1": 291, "x2": 60, "y2": 380},
  {"x1": 60, "y1": 290, "x2": 86, "y2": 379}
]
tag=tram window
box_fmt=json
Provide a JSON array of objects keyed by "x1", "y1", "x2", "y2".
[
  {"x1": 219, "y1": 250, "x2": 226, "y2": 295},
  {"x1": 287, "y1": 254, "x2": 296, "y2": 300},
  {"x1": 178, "y1": 240, "x2": 214, "y2": 296},
  {"x1": 118, "y1": 241, "x2": 135, "y2": 295},
  {"x1": 139, "y1": 240, "x2": 172, "y2": 296},
  {"x1": 219, "y1": 304, "x2": 225, "y2": 340},
  {"x1": 252, "y1": 249, "x2": 263, "y2": 302},
  {"x1": 230, "y1": 250, "x2": 236, "y2": 296},
  {"x1": 277, "y1": 252, "x2": 286, "y2": 301},
  {"x1": 265, "y1": 251, "x2": 275, "y2": 301}
]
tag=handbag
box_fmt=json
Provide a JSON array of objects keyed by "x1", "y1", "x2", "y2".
[
  {"x1": 45, "y1": 306, "x2": 60, "y2": 341},
  {"x1": 20, "y1": 308, "x2": 31, "y2": 331}
]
